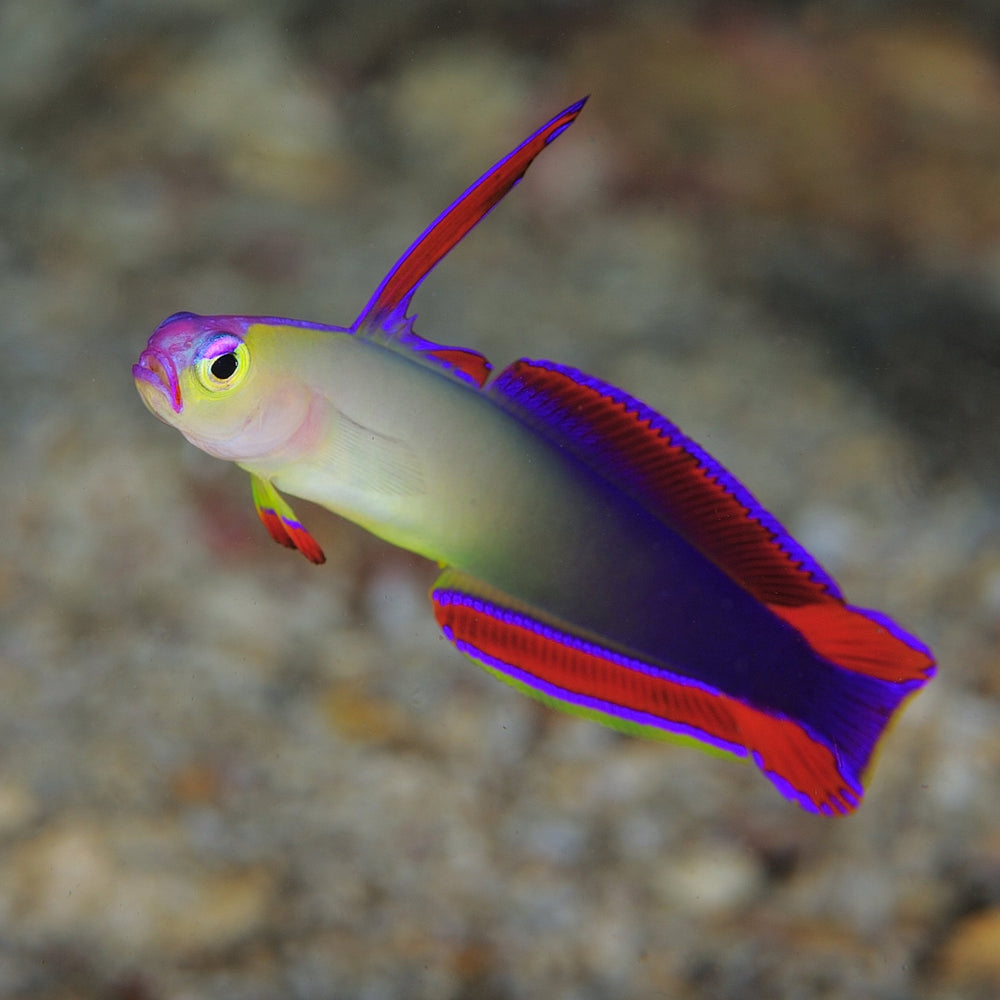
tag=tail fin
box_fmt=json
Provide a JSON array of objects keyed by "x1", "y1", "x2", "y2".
[
  {"x1": 759, "y1": 598, "x2": 934, "y2": 811},
  {"x1": 743, "y1": 639, "x2": 926, "y2": 814}
]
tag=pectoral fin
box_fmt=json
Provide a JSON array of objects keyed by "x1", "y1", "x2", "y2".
[{"x1": 250, "y1": 474, "x2": 325, "y2": 564}]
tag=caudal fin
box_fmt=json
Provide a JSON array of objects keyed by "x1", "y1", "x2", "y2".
[{"x1": 761, "y1": 598, "x2": 934, "y2": 811}]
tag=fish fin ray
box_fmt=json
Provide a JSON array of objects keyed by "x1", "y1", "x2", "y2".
[
  {"x1": 316, "y1": 410, "x2": 426, "y2": 497},
  {"x1": 250, "y1": 474, "x2": 325, "y2": 564},
  {"x1": 431, "y1": 569, "x2": 890, "y2": 814}
]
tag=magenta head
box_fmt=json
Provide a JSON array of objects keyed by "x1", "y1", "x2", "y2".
[{"x1": 133, "y1": 312, "x2": 251, "y2": 417}]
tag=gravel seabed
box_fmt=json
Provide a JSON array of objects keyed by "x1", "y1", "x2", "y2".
[{"x1": 2, "y1": 4, "x2": 999, "y2": 998}]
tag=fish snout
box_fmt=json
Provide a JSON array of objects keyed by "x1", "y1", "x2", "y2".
[{"x1": 133, "y1": 348, "x2": 182, "y2": 413}]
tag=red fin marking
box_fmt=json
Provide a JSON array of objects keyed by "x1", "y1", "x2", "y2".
[
  {"x1": 490, "y1": 359, "x2": 841, "y2": 609},
  {"x1": 736, "y1": 711, "x2": 860, "y2": 815},
  {"x1": 256, "y1": 505, "x2": 296, "y2": 550},
  {"x1": 370, "y1": 327, "x2": 493, "y2": 387},
  {"x1": 434, "y1": 586, "x2": 861, "y2": 815},
  {"x1": 254, "y1": 505, "x2": 326, "y2": 564},
  {"x1": 770, "y1": 603, "x2": 934, "y2": 683},
  {"x1": 426, "y1": 347, "x2": 493, "y2": 387},
  {"x1": 354, "y1": 98, "x2": 587, "y2": 332},
  {"x1": 281, "y1": 519, "x2": 326, "y2": 565}
]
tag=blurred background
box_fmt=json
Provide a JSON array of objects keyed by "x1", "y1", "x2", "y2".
[{"x1": 2, "y1": 1, "x2": 999, "y2": 997}]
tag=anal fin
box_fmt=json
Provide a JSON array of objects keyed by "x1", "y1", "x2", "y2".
[
  {"x1": 488, "y1": 358, "x2": 843, "y2": 609},
  {"x1": 430, "y1": 569, "x2": 865, "y2": 815},
  {"x1": 250, "y1": 474, "x2": 325, "y2": 564}
]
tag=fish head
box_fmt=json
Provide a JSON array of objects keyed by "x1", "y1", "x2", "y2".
[{"x1": 133, "y1": 311, "x2": 315, "y2": 462}]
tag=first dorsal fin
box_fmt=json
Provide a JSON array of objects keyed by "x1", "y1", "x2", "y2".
[
  {"x1": 352, "y1": 98, "x2": 587, "y2": 336},
  {"x1": 489, "y1": 359, "x2": 841, "y2": 609}
]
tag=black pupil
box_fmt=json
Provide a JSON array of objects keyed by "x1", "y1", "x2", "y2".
[{"x1": 210, "y1": 353, "x2": 239, "y2": 380}]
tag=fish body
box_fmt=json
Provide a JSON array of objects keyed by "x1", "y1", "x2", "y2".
[{"x1": 134, "y1": 99, "x2": 934, "y2": 814}]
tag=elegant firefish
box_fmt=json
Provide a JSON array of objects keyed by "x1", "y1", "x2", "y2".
[{"x1": 133, "y1": 99, "x2": 934, "y2": 814}]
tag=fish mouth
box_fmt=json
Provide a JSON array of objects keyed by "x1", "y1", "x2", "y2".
[{"x1": 133, "y1": 349, "x2": 182, "y2": 413}]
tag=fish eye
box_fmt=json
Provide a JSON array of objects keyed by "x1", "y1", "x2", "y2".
[
  {"x1": 196, "y1": 337, "x2": 249, "y2": 392},
  {"x1": 210, "y1": 352, "x2": 239, "y2": 380}
]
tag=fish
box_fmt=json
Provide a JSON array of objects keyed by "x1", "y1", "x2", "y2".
[{"x1": 133, "y1": 98, "x2": 935, "y2": 814}]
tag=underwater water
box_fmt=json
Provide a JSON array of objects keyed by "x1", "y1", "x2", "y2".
[{"x1": 1, "y1": 2, "x2": 998, "y2": 997}]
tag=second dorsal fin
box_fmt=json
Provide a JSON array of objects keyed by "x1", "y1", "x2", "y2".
[{"x1": 488, "y1": 358, "x2": 843, "y2": 609}]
